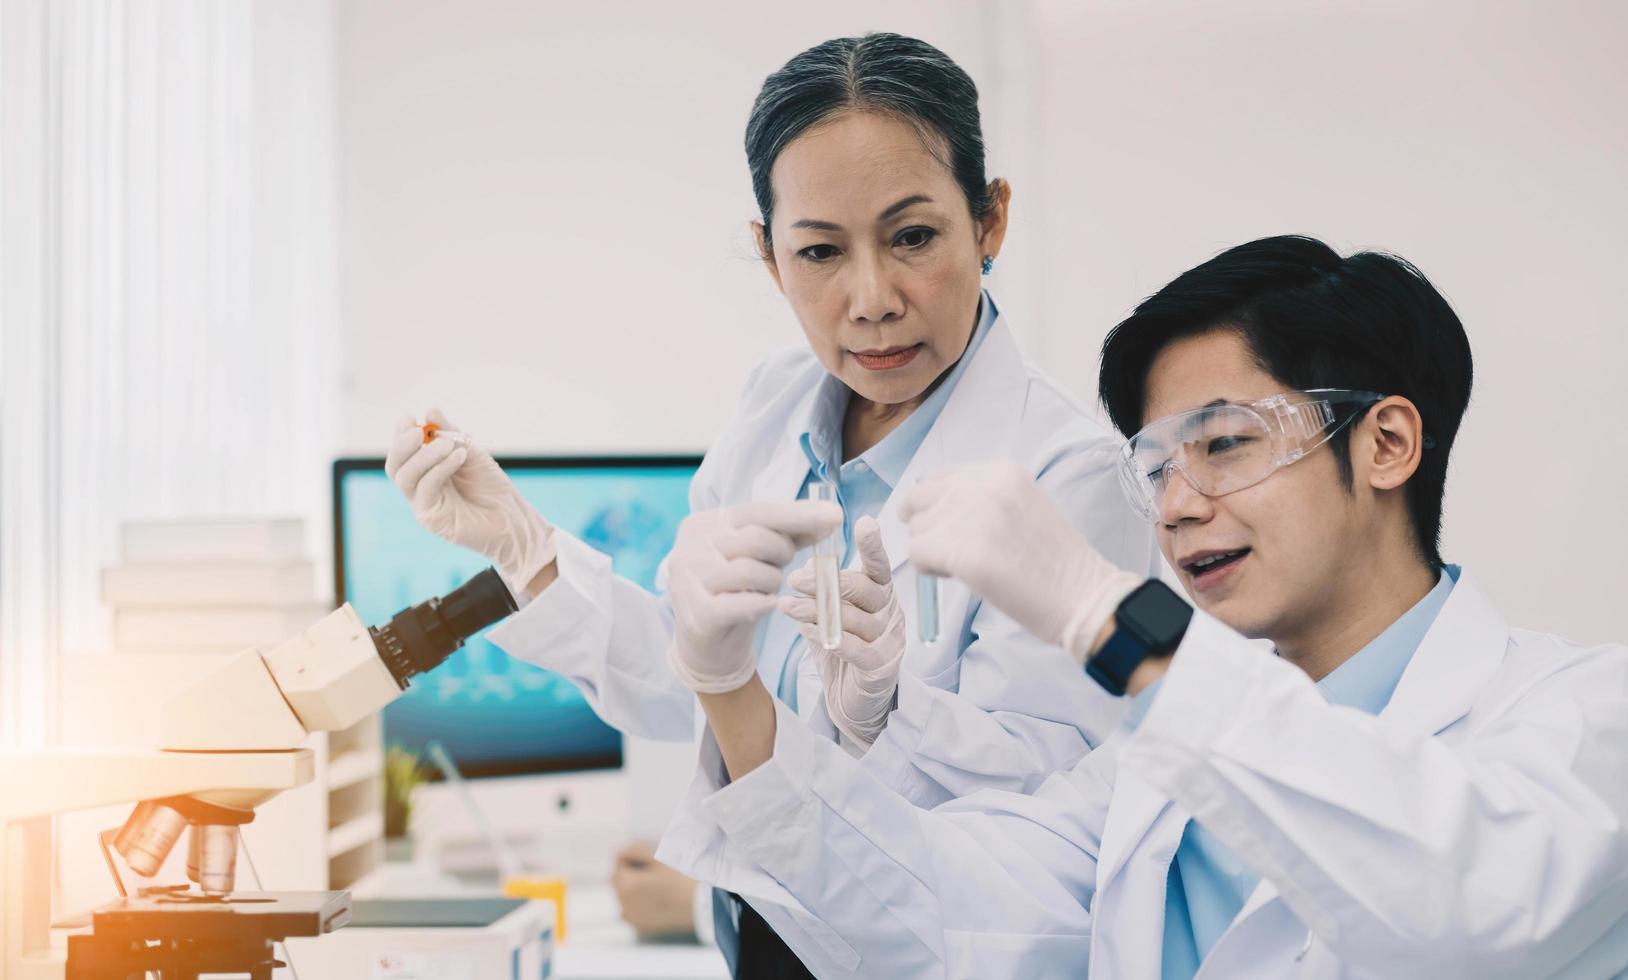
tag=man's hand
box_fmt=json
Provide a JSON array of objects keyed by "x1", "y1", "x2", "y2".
[{"x1": 902, "y1": 461, "x2": 1143, "y2": 664}]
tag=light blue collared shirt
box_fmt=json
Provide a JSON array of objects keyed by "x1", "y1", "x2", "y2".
[
  {"x1": 1144, "y1": 565, "x2": 1460, "y2": 979},
  {"x1": 760, "y1": 292, "x2": 998, "y2": 706}
]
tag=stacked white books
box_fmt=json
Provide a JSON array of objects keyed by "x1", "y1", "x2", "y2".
[{"x1": 105, "y1": 518, "x2": 329, "y2": 654}]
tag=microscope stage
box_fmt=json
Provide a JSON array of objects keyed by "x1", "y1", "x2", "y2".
[{"x1": 89, "y1": 890, "x2": 352, "y2": 941}]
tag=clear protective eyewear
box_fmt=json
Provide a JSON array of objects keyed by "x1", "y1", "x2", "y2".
[{"x1": 1117, "y1": 388, "x2": 1385, "y2": 522}]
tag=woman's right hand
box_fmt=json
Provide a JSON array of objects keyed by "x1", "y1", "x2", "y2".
[
  {"x1": 665, "y1": 500, "x2": 842, "y2": 694},
  {"x1": 385, "y1": 408, "x2": 557, "y2": 595}
]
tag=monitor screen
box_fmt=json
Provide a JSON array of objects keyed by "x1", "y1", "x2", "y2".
[{"x1": 333, "y1": 456, "x2": 700, "y2": 778}]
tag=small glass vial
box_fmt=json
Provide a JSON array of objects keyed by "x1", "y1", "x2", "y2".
[{"x1": 917, "y1": 572, "x2": 941, "y2": 645}]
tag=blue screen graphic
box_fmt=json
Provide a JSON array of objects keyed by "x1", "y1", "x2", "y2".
[{"x1": 337, "y1": 460, "x2": 698, "y2": 777}]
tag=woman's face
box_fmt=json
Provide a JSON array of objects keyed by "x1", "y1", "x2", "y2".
[{"x1": 760, "y1": 111, "x2": 1007, "y2": 407}]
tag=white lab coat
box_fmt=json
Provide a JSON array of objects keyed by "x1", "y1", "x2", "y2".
[
  {"x1": 657, "y1": 571, "x2": 1628, "y2": 979},
  {"x1": 485, "y1": 308, "x2": 1159, "y2": 800}
]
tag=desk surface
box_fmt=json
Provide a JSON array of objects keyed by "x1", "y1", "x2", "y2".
[
  {"x1": 351, "y1": 862, "x2": 728, "y2": 980},
  {"x1": 558, "y1": 881, "x2": 728, "y2": 979},
  {"x1": 554, "y1": 943, "x2": 729, "y2": 980}
]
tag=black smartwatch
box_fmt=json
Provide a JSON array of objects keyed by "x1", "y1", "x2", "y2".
[{"x1": 1085, "y1": 580, "x2": 1194, "y2": 697}]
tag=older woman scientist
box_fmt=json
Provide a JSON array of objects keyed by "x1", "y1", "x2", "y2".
[{"x1": 385, "y1": 32, "x2": 1157, "y2": 975}]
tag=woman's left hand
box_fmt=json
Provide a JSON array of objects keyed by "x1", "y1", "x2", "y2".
[
  {"x1": 901, "y1": 461, "x2": 1143, "y2": 663},
  {"x1": 780, "y1": 516, "x2": 908, "y2": 745}
]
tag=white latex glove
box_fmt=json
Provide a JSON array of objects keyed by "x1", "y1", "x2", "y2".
[
  {"x1": 385, "y1": 408, "x2": 556, "y2": 596},
  {"x1": 666, "y1": 500, "x2": 843, "y2": 694},
  {"x1": 900, "y1": 461, "x2": 1143, "y2": 665},
  {"x1": 779, "y1": 516, "x2": 907, "y2": 746}
]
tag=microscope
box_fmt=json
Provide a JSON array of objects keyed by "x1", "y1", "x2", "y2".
[{"x1": 0, "y1": 568, "x2": 517, "y2": 980}]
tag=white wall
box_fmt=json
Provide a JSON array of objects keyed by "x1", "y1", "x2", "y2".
[
  {"x1": 337, "y1": 0, "x2": 991, "y2": 455},
  {"x1": 1016, "y1": 0, "x2": 1627, "y2": 644}
]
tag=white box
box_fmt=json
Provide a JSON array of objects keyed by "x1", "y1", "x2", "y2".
[
  {"x1": 113, "y1": 602, "x2": 332, "y2": 651},
  {"x1": 121, "y1": 518, "x2": 305, "y2": 562},
  {"x1": 102, "y1": 559, "x2": 315, "y2": 606},
  {"x1": 284, "y1": 897, "x2": 553, "y2": 980}
]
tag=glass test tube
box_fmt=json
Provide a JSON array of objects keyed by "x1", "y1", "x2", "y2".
[
  {"x1": 917, "y1": 572, "x2": 941, "y2": 644},
  {"x1": 809, "y1": 481, "x2": 843, "y2": 651}
]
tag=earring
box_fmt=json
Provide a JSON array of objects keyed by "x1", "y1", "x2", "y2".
[{"x1": 981, "y1": 255, "x2": 994, "y2": 275}]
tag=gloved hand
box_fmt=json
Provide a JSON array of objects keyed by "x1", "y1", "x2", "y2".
[
  {"x1": 666, "y1": 500, "x2": 842, "y2": 694},
  {"x1": 901, "y1": 461, "x2": 1143, "y2": 664},
  {"x1": 780, "y1": 516, "x2": 907, "y2": 746},
  {"x1": 385, "y1": 409, "x2": 556, "y2": 596}
]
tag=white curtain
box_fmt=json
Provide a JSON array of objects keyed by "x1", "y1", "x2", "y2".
[{"x1": 0, "y1": 0, "x2": 341, "y2": 746}]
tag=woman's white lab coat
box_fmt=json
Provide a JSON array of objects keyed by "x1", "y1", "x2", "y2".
[
  {"x1": 656, "y1": 571, "x2": 1628, "y2": 978},
  {"x1": 484, "y1": 306, "x2": 1159, "y2": 806}
]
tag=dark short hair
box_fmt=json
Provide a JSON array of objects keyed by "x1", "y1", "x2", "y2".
[
  {"x1": 745, "y1": 33, "x2": 992, "y2": 253},
  {"x1": 1098, "y1": 235, "x2": 1473, "y2": 565}
]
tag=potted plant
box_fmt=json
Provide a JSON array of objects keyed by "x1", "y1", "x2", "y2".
[{"x1": 383, "y1": 744, "x2": 425, "y2": 860}]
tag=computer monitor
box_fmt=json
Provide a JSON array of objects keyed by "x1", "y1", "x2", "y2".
[{"x1": 333, "y1": 456, "x2": 701, "y2": 779}]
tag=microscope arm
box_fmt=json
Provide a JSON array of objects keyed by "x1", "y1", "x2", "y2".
[
  {"x1": 161, "y1": 563, "x2": 516, "y2": 752},
  {"x1": 159, "y1": 603, "x2": 403, "y2": 752}
]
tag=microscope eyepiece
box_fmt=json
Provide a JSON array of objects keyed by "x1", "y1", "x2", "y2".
[{"x1": 370, "y1": 567, "x2": 518, "y2": 686}]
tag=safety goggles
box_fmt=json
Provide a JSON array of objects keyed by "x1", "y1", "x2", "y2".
[{"x1": 1116, "y1": 389, "x2": 1385, "y2": 522}]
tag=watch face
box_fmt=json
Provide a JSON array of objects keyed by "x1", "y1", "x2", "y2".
[{"x1": 1123, "y1": 580, "x2": 1193, "y2": 649}]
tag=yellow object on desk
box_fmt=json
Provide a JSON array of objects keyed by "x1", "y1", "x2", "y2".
[{"x1": 504, "y1": 875, "x2": 567, "y2": 941}]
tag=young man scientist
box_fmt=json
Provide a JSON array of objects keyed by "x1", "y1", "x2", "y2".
[{"x1": 657, "y1": 235, "x2": 1628, "y2": 978}]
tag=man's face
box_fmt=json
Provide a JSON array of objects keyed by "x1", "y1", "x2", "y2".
[{"x1": 1141, "y1": 329, "x2": 1375, "y2": 644}]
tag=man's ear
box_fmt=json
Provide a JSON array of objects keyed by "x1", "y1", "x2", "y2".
[
  {"x1": 752, "y1": 221, "x2": 784, "y2": 295},
  {"x1": 1362, "y1": 396, "x2": 1426, "y2": 492}
]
